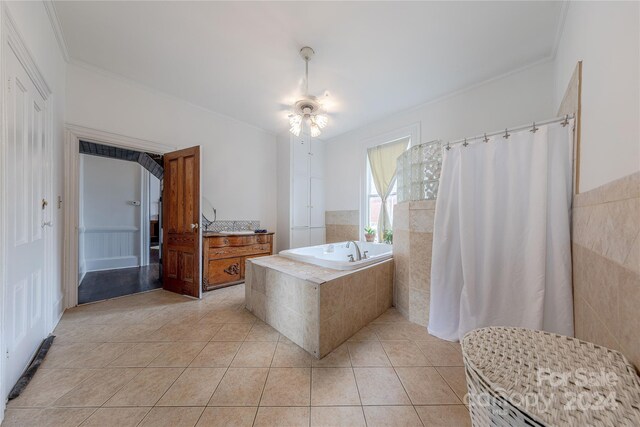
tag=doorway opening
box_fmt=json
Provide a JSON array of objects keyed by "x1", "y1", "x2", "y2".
[{"x1": 77, "y1": 141, "x2": 164, "y2": 304}]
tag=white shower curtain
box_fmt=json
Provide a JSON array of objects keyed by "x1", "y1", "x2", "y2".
[{"x1": 428, "y1": 119, "x2": 575, "y2": 341}]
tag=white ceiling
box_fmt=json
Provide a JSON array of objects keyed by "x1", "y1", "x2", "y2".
[{"x1": 55, "y1": 1, "x2": 564, "y2": 139}]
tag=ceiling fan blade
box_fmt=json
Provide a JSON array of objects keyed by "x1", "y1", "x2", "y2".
[{"x1": 316, "y1": 90, "x2": 340, "y2": 113}]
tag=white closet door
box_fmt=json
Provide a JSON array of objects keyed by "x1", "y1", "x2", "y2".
[
  {"x1": 310, "y1": 177, "x2": 324, "y2": 227},
  {"x1": 292, "y1": 174, "x2": 309, "y2": 227},
  {"x1": 4, "y1": 48, "x2": 50, "y2": 396},
  {"x1": 292, "y1": 134, "x2": 309, "y2": 175},
  {"x1": 291, "y1": 133, "x2": 310, "y2": 228},
  {"x1": 291, "y1": 228, "x2": 310, "y2": 249},
  {"x1": 310, "y1": 139, "x2": 324, "y2": 178},
  {"x1": 309, "y1": 228, "x2": 326, "y2": 246}
]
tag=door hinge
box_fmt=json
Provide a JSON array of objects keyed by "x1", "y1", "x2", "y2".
[{"x1": 7, "y1": 77, "x2": 12, "y2": 92}]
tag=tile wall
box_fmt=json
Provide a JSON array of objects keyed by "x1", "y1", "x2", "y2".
[
  {"x1": 572, "y1": 172, "x2": 640, "y2": 368},
  {"x1": 245, "y1": 257, "x2": 394, "y2": 358},
  {"x1": 392, "y1": 200, "x2": 435, "y2": 327},
  {"x1": 325, "y1": 210, "x2": 359, "y2": 243}
]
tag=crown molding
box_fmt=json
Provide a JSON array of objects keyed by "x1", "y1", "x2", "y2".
[
  {"x1": 3, "y1": 3, "x2": 52, "y2": 98},
  {"x1": 42, "y1": 0, "x2": 69, "y2": 62}
]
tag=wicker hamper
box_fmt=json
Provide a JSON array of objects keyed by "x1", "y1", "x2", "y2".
[{"x1": 461, "y1": 327, "x2": 640, "y2": 427}]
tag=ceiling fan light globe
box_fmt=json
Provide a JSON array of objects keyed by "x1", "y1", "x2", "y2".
[
  {"x1": 290, "y1": 123, "x2": 301, "y2": 136},
  {"x1": 289, "y1": 114, "x2": 302, "y2": 128},
  {"x1": 310, "y1": 123, "x2": 321, "y2": 137},
  {"x1": 315, "y1": 114, "x2": 328, "y2": 129}
]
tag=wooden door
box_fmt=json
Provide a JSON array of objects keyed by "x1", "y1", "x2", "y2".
[
  {"x1": 4, "y1": 46, "x2": 50, "y2": 394},
  {"x1": 162, "y1": 146, "x2": 200, "y2": 297}
]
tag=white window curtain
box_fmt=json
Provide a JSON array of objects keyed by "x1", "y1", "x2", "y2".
[
  {"x1": 428, "y1": 120, "x2": 575, "y2": 341},
  {"x1": 367, "y1": 137, "x2": 409, "y2": 234}
]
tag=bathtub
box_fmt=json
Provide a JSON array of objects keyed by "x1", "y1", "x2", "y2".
[{"x1": 279, "y1": 241, "x2": 393, "y2": 270}]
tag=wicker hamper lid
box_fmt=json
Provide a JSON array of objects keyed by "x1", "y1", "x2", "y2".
[{"x1": 462, "y1": 327, "x2": 640, "y2": 426}]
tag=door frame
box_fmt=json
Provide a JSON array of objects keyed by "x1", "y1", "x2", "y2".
[
  {"x1": 63, "y1": 124, "x2": 177, "y2": 308},
  {"x1": 0, "y1": 3, "x2": 55, "y2": 415},
  {"x1": 140, "y1": 168, "x2": 150, "y2": 267}
]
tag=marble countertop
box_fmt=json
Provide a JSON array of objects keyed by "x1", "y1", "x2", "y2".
[{"x1": 248, "y1": 255, "x2": 351, "y2": 284}]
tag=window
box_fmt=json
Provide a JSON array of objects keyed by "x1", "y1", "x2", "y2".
[
  {"x1": 366, "y1": 161, "x2": 398, "y2": 236},
  {"x1": 360, "y1": 123, "x2": 419, "y2": 242}
]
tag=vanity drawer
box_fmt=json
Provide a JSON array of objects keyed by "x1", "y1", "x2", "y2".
[
  {"x1": 202, "y1": 233, "x2": 274, "y2": 291},
  {"x1": 207, "y1": 236, "x2": 232, "y2": 247},
  {"x1": 206, "y1": 257, "x2": 242, "y2": 285},
  {"x1": 208, "y1": 244, "x2": 271, "y2": 259},
  {"x1": 256, "y1": 234, "x2": 272, "y2": 244}
]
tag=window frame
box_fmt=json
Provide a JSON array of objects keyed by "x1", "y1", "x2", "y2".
[{"x1": 359, "y1": 123, "x2": 420, "y2": 242}]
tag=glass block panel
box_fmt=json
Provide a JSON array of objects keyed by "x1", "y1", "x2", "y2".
[
  {"x1": 411, "y1": 163, "x2": 423, "y2": 184},
  {"x1": 422, "y1": 141, "x2": 441, "y2": 162},
  {"x1": 395, "y1": 140, "x2": 442, "y2": 202},
  {"x1": 411, "y1": 145, "x2": 421, "y2": 163},
  {"x1": 423, "y1": 160, "x2": 442, "y2": 181},
  {"x1": 424, "y1": 180, "x2": 439, "y2": 200},
  {"x1": 408, "y1": 183, "x2": 419, "y2": 201}
]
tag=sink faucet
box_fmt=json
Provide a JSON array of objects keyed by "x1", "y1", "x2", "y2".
[{"x1": 345, "y1": 241, "x2": 362, "y2": 261}]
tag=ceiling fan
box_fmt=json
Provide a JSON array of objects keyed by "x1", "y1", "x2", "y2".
[{"x1": 288, "y1": 46, "x2": 329, "y2": 138}]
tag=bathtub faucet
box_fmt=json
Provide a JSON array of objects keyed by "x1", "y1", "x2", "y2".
[{"x1": 346, "y1": 241, "x2": 362, "y2": 261}]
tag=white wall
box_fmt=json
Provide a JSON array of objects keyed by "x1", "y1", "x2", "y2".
[
  {"x1": 66, "y1": 63, "x2": 278, "y2": 239},
  {"x1": 324, "y1": 61, "x2": 555, "y2": 211},
  {"x1": 276, "y1": 132, "x2": 291, "y2": 252},
  {"x1": 80, "y1": 155, "x2": 143, "y2": 272},
  {"x1": 1, "y1": 1, "x2": 67, "y2": 420},
  {"x1": 553, "y1": 1, "x2": 639, "y2": 192}
]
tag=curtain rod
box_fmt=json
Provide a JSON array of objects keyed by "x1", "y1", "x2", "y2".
[{"x1": 445, "y1": 114, "x2": 575, "y2": 149}]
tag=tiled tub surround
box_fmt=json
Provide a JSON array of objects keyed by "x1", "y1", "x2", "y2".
[
  {"x1": 572, "y1": 172, "x2": 640, "y2": 369},
  {"x1": 393, "y1": 200, "x2": 435, "y2": 327},
  {"x1": 245, "y1": 255, "x2": 394, "y2": 358},
  {"x1": 325, "y1": 210, "x2": 359, "y2": 243}
]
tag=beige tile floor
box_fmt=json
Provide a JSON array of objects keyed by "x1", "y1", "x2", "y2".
[{"x1": 2, "y1": 285, "x2": 471, "y2": 427}]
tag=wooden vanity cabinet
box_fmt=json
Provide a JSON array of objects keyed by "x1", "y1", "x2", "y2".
[{"x1": 202, "y1": 232, "x2": 274, "y2": 291}]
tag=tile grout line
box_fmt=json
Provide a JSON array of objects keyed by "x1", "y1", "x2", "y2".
[
  {"x1": 19, "y1": 287, "x2": 471, "y2": 426},
  {"x1": 347, "y1": 345, "x2": 368, "y2": 426},
  {"x1": 434, "y1": 367, "x2": 467, "y2": 405},
  {"x1": 379, "y1": 339, "x2": 426, "y2": 426},
  {"x1": 247, "y1": 325, "x2": 278, "y2": 426}
]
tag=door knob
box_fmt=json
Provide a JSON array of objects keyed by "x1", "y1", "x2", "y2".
[
  {"x1": 190, "y1": 223, "x2": 199, "y2": 230},
  {"x1": 41, "y1": 221, "x2": 53, "y2": 228}
]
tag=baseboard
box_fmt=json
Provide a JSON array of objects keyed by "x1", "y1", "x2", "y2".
[{"x1": 85, "y1": 256, "x2": 139, "y2": 272}]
